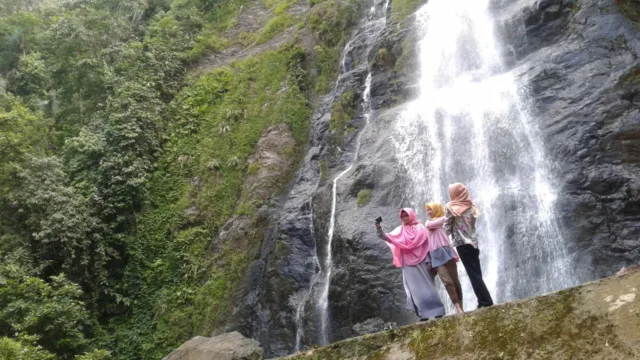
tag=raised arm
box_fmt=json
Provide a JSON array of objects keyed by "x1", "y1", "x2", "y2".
[
  {"x1": 379, "y1": 226, "x2": 429, "y2": 250},
  {"x1": 426, "y1": 217, "x2": 445, "y2": 229},
  {"x1": 376, "y1": 226, "x2": 389, "y2": 242}
]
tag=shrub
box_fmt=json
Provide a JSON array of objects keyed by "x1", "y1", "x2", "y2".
[
  {"x1": 357, "y1": 189, "x2": 372, "y2": 207},
  {"x1": 391, "y1": 0, "x2": 423, "y2": 22},
  {"x1": 257, "y1": 14, "x2": 296, "y2": 44}
]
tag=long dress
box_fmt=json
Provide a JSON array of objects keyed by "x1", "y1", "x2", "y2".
[
  {"x1": 378, "y1": 227, "x2": 445, "y2": 320},
  {"x1": 402, "y1": 256, "x2": 446, "y2": 319}
]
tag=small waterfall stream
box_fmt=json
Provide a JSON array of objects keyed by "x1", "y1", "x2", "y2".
[
  {"x1": 293, "y1": 0, "x2": 390, "y2": 349},
  {"x1": 392, "y1": 0, "x2": 577, "y2": 309},
  {"x1": 318, "y1": 72, "x2": 375, "y2": 345},
  {"x1": 293, "y1": 206, "x2": 320, "y2": 352},
  {"x1": 317, "y1": 1, "x2": 389, "y2": 344}
]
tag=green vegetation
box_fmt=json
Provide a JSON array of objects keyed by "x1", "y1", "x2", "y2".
[
  {"x1": 0, "y1": 336, "x2": 56, "y2": 360},
  {"x1": 330, "y1": 90, "x2": 356, "y2": 145},
  {"x1": 100, "y1": 45, "x2": 311, "y2": 360},
  {"x1": 615, "y1": 0, "x2": 640, "y2": 21},
  {"x1": 309, "y1": 0, "x2": 357, "y2": 47},
  {"x1": 314, "y1": 45, "x2": 341, "y2": 93},
  {"x1": 356, "y1": 189, "x2": 372, "y2": 207},
  {"x1": 308, "y1": 0, "x2": 360, "y2": 93},
  {"x1": 253, "y1": 0, "x2": 301, "y2": 45},
  {"x1": 0, "y1": 0, "x2": 316, "y2": 359},
  {"x1": 391, "y1": 0, "x2": 423, "y2": 22},
  {"x1": 257, "y1": 14, "x2": 296, "y2": 44},
  {"x1": 0, "y1": 264, "x2": 98, "y2": 359},
  {"x1": 0, "y1": 0, "x2": 371, "y2": 355},
  {"x1": 263, "y1": 0, "x2": 299, "y2": 15},
  {"x1": 375, "y1": 47, "x2": 393, "y2": 68},
  {"x1": 0, "y1": 0, "x2": 231, "y2": 356}
]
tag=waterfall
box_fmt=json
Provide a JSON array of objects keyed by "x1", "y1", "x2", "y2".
[
  {"x1": 290, "y1": 0, "x2": 391, "y2": 349},
  {"x1": 317, "y1": 1, "x2": 389, "y2": 343},
  {"x1": 293, "y1": 205, "x2": 320, "y2": 352},
  {"x1": 318, "y1": 73, "x2": 375, "y2": 345},
  {"x1": 392, "y1": 0, "x2": 577, "y2": 310}
]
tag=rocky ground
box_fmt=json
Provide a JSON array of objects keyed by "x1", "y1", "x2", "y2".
[
  {"x1": 165, "y1": 269, "x2": 640, "y2": 359},
  {"x1": 282, "y1": 269, "x2": 640, "y2": 360}
]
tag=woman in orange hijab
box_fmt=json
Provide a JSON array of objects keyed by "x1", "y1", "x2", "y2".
[{"x1": 444, "y1": 183, "x2": 494, "y2": 309}]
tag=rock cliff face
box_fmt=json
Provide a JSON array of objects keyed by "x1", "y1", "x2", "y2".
[
  {"x1": 226, "y1": 0, "x2": 640, "y2": 357},
  {"x1": 503, "y1": 0, "x2": 640, "y2": 280}
]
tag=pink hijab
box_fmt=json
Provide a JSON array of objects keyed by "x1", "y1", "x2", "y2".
[
  {"x1": 383, "y1": 208, "x2": 430, "y2": 268},
  {"x1": 446, "y1": 183, "x2": 476, "y2": 217}
]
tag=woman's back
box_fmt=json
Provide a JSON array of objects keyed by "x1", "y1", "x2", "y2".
[{"x1": 444, "y1": 207, "x2": 478, "y2": 248}]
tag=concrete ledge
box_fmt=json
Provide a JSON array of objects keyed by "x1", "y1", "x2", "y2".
[{"x1": 282, "y1": 271, "x2": 640, "y2": 360}]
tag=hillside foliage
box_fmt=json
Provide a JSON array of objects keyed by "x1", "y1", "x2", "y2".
[{"x1": 0, "y1": 0, "x2": 363, "y2": 357}]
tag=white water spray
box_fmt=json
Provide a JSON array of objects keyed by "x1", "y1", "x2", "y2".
[{"x1": 393, "y1": 0, "x2": 576, "y2": 310}]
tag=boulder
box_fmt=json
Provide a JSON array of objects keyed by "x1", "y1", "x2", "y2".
[{"x1": 163, "y1": 332, "x2": 263, "y2": 360}]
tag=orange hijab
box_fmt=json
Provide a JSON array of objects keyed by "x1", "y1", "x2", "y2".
[{"x1": 446, "y1": 183, "x2": 478, "y2": 217}]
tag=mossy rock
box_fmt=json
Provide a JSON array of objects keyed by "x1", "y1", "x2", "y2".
[
  {"x1": 356, "y1": 189, "x2": 372, "y2": 207},
  {"x1": 308, "y1": 0, "x2": 359, "y2": 47},
  {"x1": 319, "y1": 160, "x2": 329, "y2": 182},
  {"x1": 283, "y1": 271, "x2": 640, "y2": 359},
  {"x1": 391, "y1": 0, "x2": 425, "y2": 22},
  {"x1": 329, "y1": 90, "x2": 356, "y2": 145},
  {"x1": 615, "y1": 0, "x2": 640, "y2": 22},
  {"x1": 373, "y1": 47, "x2": 394, "y2": 69}
]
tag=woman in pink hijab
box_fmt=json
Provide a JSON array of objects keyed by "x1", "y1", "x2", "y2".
[{"x1": 376, "y1": 208, "x2": 445, "y2": 321}]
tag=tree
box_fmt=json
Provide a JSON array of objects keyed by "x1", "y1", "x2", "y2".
[{"x1": 0, "y1": 265, "x2": 94, "y2": 359}]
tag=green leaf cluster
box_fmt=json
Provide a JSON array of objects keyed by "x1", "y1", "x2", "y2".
[
  {"x1": 307, "y1": 0, "x2": 359, "y2": 93},
  {"x1": 97, "y1": 45, "x2": 311, "y2": 359},
  {"x1": 0, "y1": 0, "x2": 252, "y2": 358}
]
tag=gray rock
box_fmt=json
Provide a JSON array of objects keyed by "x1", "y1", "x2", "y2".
[
  {"x1": 163, "y1": 332, "x2": 263, "y2": 360},
  {"x1": 352, "y1": 317, "x2": 385, "y2": 335},
  {"x1": 243, "y1": 124, "x2": 297, "y2": 203},
  {"x1": 509, "y1": 0, "x2": 640, "y2": 279},
  {"x1": 228, "y1": 0, "x2": 640, "y2": 357}
]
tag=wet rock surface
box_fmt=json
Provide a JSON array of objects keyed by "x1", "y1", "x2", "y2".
[
  {"x1": 509, "y1": 0, "x2": 640, "y2": 280},
  {"x1": 228, "y1": 0, "x2": 640, "y2": 357}
]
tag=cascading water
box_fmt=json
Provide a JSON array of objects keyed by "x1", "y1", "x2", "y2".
[
  {"x1": 292, "y1": 0, "x2": 390, "y2": 348},
  {"x1": 317, "y1": 1, "x2": 389, "y2": 344},
  {"x1": 316, "y1": 72, "x2": 375, "y2": 343},
  {"x1": 293, "y1": 205, "x2": 320, "y2": 352},
  {"x1": 392, "y1": 0, "x2": 577, "y2": 310}
]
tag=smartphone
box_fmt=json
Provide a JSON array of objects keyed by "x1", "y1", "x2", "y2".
[{"x1": 375, "y1": 216, "x2": 382, "y2": 224}]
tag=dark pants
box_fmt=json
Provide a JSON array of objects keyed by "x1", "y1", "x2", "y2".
[{"x1": 456, "y1": 244, "x2": 494, "y2": 308}]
